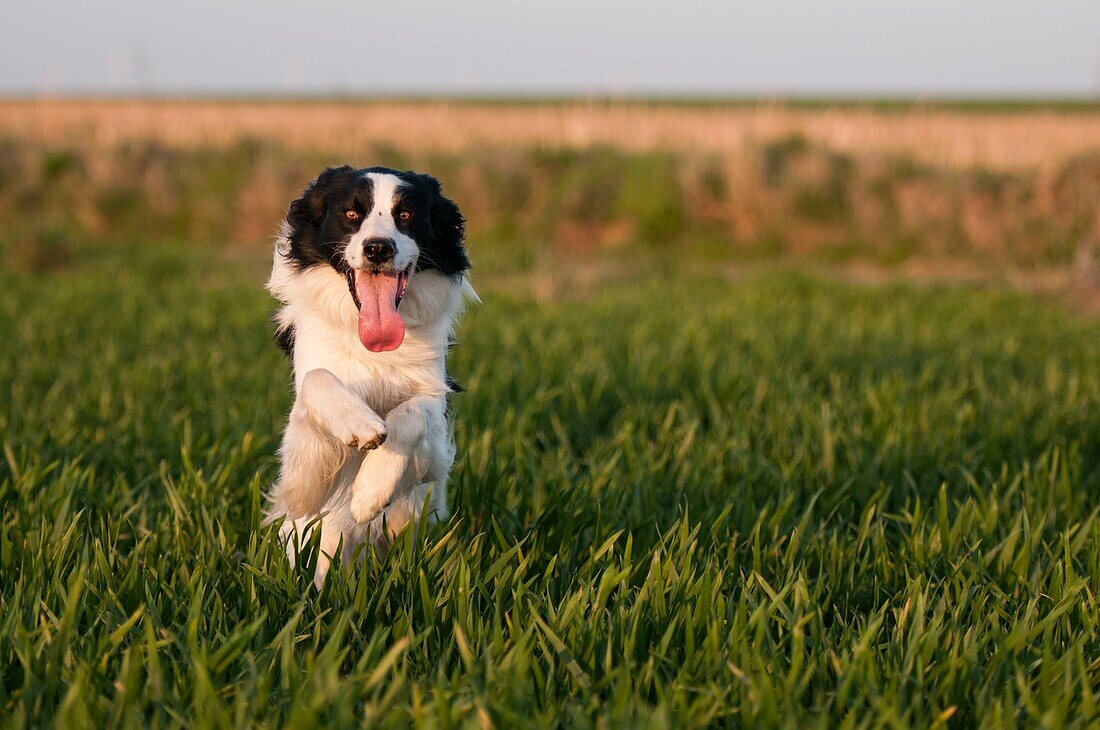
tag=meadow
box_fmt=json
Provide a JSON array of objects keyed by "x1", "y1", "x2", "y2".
[{"x1": 1, "y1": 101, "x2": 1100, "y2": 726}]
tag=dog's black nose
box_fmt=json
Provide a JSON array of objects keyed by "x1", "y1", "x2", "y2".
[{"x1": 363, "y1": 238, "x2": 396, "y2": 265}]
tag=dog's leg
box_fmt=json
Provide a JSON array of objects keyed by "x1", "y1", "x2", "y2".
[
  {"x1": 349, "y1": 395, "x2": 451, "y2": 524},
  {"x1": 279, "y1": 500, "x2": 366, "y2": 589},
  {"x1": 370, "y1": 472, "x2": 451, "y2": 551},
  {"x1": 279, "y1": 514, "x2": 340, "y2": 587},
  {"x1": 273, "y1": 368, "x2": 387, "y2": 517},
  {"x1": 296, "y1": 368, "x2": 388, "y2": 450},
  {"x1": 421, "y1": 408, "x2": 456, "y2": 525}
]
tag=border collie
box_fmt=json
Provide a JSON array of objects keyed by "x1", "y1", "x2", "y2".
[{"x1": 266, "y1": 166, "x2": 473, "y2": 585}]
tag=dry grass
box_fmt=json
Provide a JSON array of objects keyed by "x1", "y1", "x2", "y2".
[
  {"x1": 3, "y1": 99, "x2": 1100, "y2": 171},
  {"x1": 2, "y1": 99, "x2": 1098, "y2": 311}
]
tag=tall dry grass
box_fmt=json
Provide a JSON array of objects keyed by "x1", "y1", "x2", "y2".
[{"x1": 2, "y1": 100, "x2": 1100, "y2": 171}]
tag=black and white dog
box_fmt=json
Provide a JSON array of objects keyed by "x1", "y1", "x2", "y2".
[{"x1": 266, "y1": 166, "x2": 473, "y2": 584}]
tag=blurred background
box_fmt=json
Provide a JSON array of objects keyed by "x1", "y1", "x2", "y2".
[{"x1": 1, "y1": 1, "x2": 1098, "y2": 307}]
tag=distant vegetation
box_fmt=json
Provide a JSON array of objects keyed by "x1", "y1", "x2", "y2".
[
  {"x1": 2, "y1": 133, "x2": 1098, "y2": 279},
  {"x1": 5, "y1": 100, "x2": 1100, "y2": 168},
  {"x1": 2, "y1": 101, "x2": 1097, "y2": 291}
]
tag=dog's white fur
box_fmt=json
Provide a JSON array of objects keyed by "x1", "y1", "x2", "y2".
[
  {"x1": 345, "y1": 173, "x2": 420, "y2": 273},
  {"x1": 266, "y1": 174, "x2": 473, "y2": 585}
]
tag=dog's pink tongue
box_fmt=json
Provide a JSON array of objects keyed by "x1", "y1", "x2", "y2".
[{"x1": 355, "y1": 271, "x2": 405, "y2": 352}]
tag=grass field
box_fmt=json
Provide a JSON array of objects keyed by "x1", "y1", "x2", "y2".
[{"x1": 1, "y1": 243, "x2": 1098, "y2": 726}]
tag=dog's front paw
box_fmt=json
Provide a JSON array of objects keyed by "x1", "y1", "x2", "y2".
[
  {"x1": 349, "y1": 487, "x2": 390, "y2": 525},
  {"x1": 349, "y1": 462, "x2": 398, "y2": 523},
  {"x1": 349, "y1": 450, "x2": 410, "y2": 524},
  {"x1": 325, "y1": 406, "x2": 387, "y2": 452}
]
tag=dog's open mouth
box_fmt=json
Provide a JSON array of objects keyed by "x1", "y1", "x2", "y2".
[{"x1": 345, "y1": 267, "x2": 409, "y2": 352}]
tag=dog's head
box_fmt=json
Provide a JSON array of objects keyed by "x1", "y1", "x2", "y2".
[{"x1": 283, "y1": 166, "x2": 468, "y2": 352}]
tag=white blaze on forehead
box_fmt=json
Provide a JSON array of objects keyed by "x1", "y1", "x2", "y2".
[
  {"x1": 344, "y1": 172, "x2": 420, "y2": 271},
  {"x1": 366, "y1": 173, "x2": 403, "y2": 222}
]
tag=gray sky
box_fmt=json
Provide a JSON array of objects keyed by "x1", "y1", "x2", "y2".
[{"x1": 2, "y1": 1, "x2": 1098, "y2": 98}]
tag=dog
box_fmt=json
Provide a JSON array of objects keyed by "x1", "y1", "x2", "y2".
[{"x1": 266, "y1": 165, "x2": 473, "y2": 585}]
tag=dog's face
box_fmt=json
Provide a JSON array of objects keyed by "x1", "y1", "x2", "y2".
[{"x1": 284, "y1": 166, "x2": 468, "y2": 352}]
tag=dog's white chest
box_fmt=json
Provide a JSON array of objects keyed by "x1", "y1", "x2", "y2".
[{"x1": 290, "y1": 314, "x2": 444, "y2": 415}]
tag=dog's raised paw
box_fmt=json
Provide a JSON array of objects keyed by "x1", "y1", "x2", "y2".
[
  {"x1": 349, "y1": 487, "x2": 390, "y2": 524},
  {"x1": 324, "y1": 406, "x2": 387, "y2": 452},
  {"x1": 350, "y1": 431, "x2": 387, "y2": 452},
  {"x1": 348, "y1": 449, "x2": 410, "y2": 524}
]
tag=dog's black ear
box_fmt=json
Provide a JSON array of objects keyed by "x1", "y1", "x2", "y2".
[
  {"x1": 288, "y1": 165, "x2": 354, "y2": 231},
  {"x1": 419, "y1": 173, "x2": 469, "y2": 276},
  {"x1": 284, "y1": 166, "x2": 354, "y2": 266}
]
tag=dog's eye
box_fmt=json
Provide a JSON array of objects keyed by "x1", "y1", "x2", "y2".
[
  {"x1": 344, "y1": 209, "x2": 360, "y2": 221},
  {"x1": 398, "y1": 210, "x2": 412, "y2": 222}
]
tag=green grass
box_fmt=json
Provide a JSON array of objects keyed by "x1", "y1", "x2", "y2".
[{"x1": 1, "y1": 244, "x2": 1099, "y2": 727}]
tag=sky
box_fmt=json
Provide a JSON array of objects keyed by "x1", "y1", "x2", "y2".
[{"x1": 2, "y1": 1, "x2": 1098, "y2": 99}]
